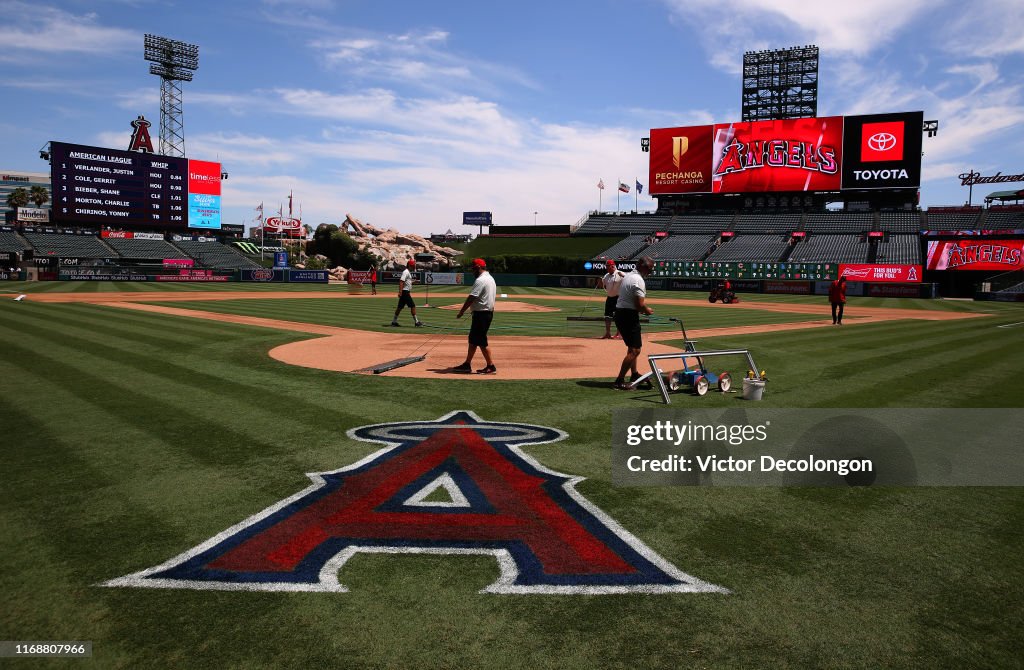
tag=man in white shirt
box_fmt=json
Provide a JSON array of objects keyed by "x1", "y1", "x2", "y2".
[
  {"x1": 601, "y1": 259, "x2": 625, "y2": 339},
  {"x1": 613, "y1": 256, "x2": 655, "y2": 390},
  {"x1": 391, "y1": 259, "x2": 423, "y2": 327},
  {"x1": 453, "y1": 258, "x2": 497, "y2": 374}
]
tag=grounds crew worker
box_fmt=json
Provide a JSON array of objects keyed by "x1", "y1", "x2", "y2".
[
  {"x1": 829, "y1": 275, "x2": 847, "y2": 325},
  {"x1": 391, "y1": 259, "x2": 423, "y2": 327},
  {"x1": 453, "y1": 258, "x2": 497, "y2": 374},
  {"x1": 601, "y1": 259, "x2": 625, "y2": 339},
  {"x1": 613, "y1": 256, "x2": 655, "y2": 390}
]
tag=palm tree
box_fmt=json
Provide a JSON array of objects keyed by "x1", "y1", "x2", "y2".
[
  {"x1": 6, "y1": 187, "x2": 30, "y2": 210},
  {"x1": 29, "y1": 185, "x2": 49, "y2": 208}
]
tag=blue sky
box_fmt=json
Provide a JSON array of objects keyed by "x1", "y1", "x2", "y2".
[{"x1": 2, "y1": 0, "x2": 1022, "y2": 236}]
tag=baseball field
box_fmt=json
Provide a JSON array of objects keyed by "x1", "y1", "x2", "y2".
[{"x1": 2, "y1": 281, "x2": 1022, "y2": 668}]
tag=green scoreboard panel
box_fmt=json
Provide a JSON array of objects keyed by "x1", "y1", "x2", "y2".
[{"x1": 651, "y1": 260, "x2": 839, "y2": 281}]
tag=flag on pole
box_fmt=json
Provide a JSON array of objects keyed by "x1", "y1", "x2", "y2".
[
  {"x1": 618, "y1": 182, "x2": 630, "y2": 193},
  {"x1": 597, "y1": 179, "x2": 605, "y2": 190},
  {"x1": 636, "y1": 180, "x2": 644, "y2": 195}
]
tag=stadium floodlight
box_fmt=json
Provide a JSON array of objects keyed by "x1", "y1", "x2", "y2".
[
  {"x1": 144, "y1": 34, "x2": 200, "y2": 157},
  {"x1": 923, "y1": 120, "x2": 939, "y2": 138}
]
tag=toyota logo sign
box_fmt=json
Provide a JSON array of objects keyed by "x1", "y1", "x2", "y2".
[{"x1": 867, "y1": 132, "x2": 897, "y2": 152}]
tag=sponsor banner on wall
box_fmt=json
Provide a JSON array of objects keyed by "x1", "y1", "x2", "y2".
[
  {"x1": 134, "y1": 232, "x2": 165, "y2": 240},
  {"x1": 59, "y1": 271, "x2": 148, "y2": 281},
  {"x1": 925, "y1": 240, "x2": 1024, "y2": 271},
  {"x1": 381, "y1": 270, "x2": 423, "y2": 283},
  {"x1": 263, "y1": 217, "x2": 303, "y2": 237},
  {"x1": 764, "y1": 281, "x2": 811, "y2": 295},
  {"x1": 0, "y1": 251, "x2": 14, "y2": 262},
  {"x1": 34, "y1": 257, "x2": 55, "y2": 267},
  {"x1": 240, "y1": 269, "x2": 284, "y2": 282},
  {"x1": 0, "y1": 271, "x2": 16, "y2": 280},
  {"x1": 867, "y1": 284, "x2": 924, "y2": 298},
  {"x1": 163, "y1": 258, "x2": 195, "y2": 268},
  {"x1": 839, "y1": 264, "x2": 922, "y2": 283},
  {"x1": 287, "y1": 269, "x2": 329, "y2": 283},
  {"x1": 347, "y1": 270, "x2": 373, "y2": 284},
  {"x1": 586, "y1": 261, "x2": 638, "y2": 273},
  {"x1": 102, "y1": 231, "x2": 132, "y2": 238},
  {"x1": 425, "y1": 272, "x2": 465, "y2": 285}
]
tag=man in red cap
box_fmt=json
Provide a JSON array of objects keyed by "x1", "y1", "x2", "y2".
[
  {"x1": 391, "y1": 259, "x2": 423, "y2": 327},
  {"x1": 601, "y1": 259, "x2": 625, "y2": 338},
  {"x1": 453, "y1": 258, "x2": 497, "y2": 374}
]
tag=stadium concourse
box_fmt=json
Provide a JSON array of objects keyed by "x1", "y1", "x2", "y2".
[{"x1": 10, "y1": 290, "x2": 982, "y2": 380}]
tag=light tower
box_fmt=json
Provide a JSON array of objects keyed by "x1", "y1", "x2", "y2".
[{"x1": 143, "y1": 34, "x2": 199, "y2": 157}]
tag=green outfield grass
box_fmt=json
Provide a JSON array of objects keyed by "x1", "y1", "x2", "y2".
[{"x1": 1, "y1": 285, "x2": 1022, "y2": 668}]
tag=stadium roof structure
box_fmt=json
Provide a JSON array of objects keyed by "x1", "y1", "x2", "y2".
[{"x1": 984, "y1": 189, "x2": 1024, "y2": 203}]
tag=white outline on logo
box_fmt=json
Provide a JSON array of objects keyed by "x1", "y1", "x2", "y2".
[
  {"x1": 867, "y1": 132, "x2": 897, "y2": 152},
  {"x1": 101, "y1": 411, "x2": 728, "y2": 595}
]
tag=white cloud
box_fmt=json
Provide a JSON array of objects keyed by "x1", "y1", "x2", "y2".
[
  {"x1": 945, "y1": 63, "x2": 1000, "y2": 94},
  {"x1": 662, "y1": 0, "x2": 933, "y2": 72},
  {"x1": 0, "y1": 3, "x2": 137, "y2": 59},
  {"x1": 940, "y1": 0, "x2": 1024, "y2": 57}
]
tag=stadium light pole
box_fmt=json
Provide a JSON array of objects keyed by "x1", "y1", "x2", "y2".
[{"x1": 144, "y1": 34, "x2": 199, "y2": 157}]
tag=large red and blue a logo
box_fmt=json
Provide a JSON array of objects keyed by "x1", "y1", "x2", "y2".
[{"x1": 105, "y1": 412, "x2": 725, "y2": 594}]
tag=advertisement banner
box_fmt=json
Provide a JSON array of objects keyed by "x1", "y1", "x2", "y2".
[
  {"x1": 839, "y1": 264, "x2": 922, "y2": 283},
  {"x1": 155, "y1": 274, "x2": 229, "y2": 282},
  {"x1": 16, "y1": 207, "x2": 50, "y2": 223},
  {"x1": 867, "y1": 284, "x2": 925, "y2": 298},
  {"x1": 163, "y1": 258, "x2": 195, "y2": 268},
  {"x1": 240, "y1": 269, "x2": 284, "y2": 282},
  {"x1": 287, "y1": 269, "x2": 329, "y2": 283},
  {"x1": 347, "y1": 270, "x2": 373, "y2": 284},
  {"x1": 841, "y1": 112, "x2": 923, "y2": 189},
  {"x1": 424, "y1": 272, "x2": 465, "y2": 285},
  {"x1": 925, "y1": 240, "x2": 1024, "y2": 271},
  {"x1": 187, "y1": 159, "x2": 222, "y2": 229},
  {"x1": 264, "y1": 217, "x2": 303, "y2": 237},
  {"x1": 711, "y1": 117, "x2": 844, "y2": 193},
  {"x1": 102, "y1": 231, "x2": 132, "y2": 239},
  {"x1": 134, "y1": 232, "x2": 165, "y2": 240},
  {"x1": 764, "y1": 281, "x2": 811, "y2": 295},
  {"x1": 649, "y1": 125, "x2": 714, "y2": 194}
]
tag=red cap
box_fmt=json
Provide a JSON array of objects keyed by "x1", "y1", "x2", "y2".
[
  {"x1": 606, "y1": 259, "x2": 616, "y2": 267},
  {"x1": 407, "y1": 259, "x2": 416, "y2": 267},
  {"x1": 472, "y1": 258, "x2": 487, "y2": 269}
]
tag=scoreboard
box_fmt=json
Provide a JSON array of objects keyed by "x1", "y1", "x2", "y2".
[{"x1": 50, "y1": 142, "x2": 221, "y2": 229}]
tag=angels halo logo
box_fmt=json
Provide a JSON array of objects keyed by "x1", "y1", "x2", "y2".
[{"x1": 103, "y1": 412, "x2": 726, "y2": 595}]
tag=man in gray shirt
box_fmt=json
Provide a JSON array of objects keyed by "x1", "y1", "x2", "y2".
[
  {"x1": 453, "y1": 258, "x2": 497, "y2": 374},
  {"x1": 613, "y1": 256, "x2": 655, "y2": 390}
]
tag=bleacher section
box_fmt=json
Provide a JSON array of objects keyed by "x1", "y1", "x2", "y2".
[
  {"x1": 803, "y1": 212, "x2": 874, "y2": 233},
  {"x1": 925, "y1": 211, "x2": 982, "y2": 231},
  {"x1": 875, "y1": 235, "x2": 921, "y2": 264},
  {"x1": 23, "y1": 232, "x2": 115, "y2": 259},
  {"x1": 576, "y1": 214, "x2": 673, "y2": 235},
  {"x1": 104, "y1": 237, "x2": 191, "y2": 260},
  {"x1": 0, "y1": 231, "x2": 31, "y2": 252},
  {"x1": 733, "y1": 214, "x2": 801, "y2": 233},
  {"x1": 592, "y1": 235, "x2": 649, "y2": 260},
  {"x1": 645, "y1": 236, "x2": 716, "y2": 261},
  {"x1": 667, "y1": 215, "x2": 734, "y2": 234},
  {"x1": 789, "y1": 234, "x2": 869, "y2": 263},
  {"x1": 172, "y1": 239, "x2": 262, "y2": 269},
  {"x1": 705, "y1": 235, "x2": 790, "y2": 262},
  {"x1": 879, "y1": 212, "x2": 922, "y2": 233},
  {"x1": 983, "y1": 210, "x2": 1024, "y2": 229}
]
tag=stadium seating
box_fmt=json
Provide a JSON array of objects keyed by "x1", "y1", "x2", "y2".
[
  {"x1": 925, "y1": 211, "x2": 982, "y2": 231},
  {"x1": 705, "y1": 234, "x2": 790, "y2": 262},
  {"x1": 803, "y1": 212, "x2": 874, "y2": 233},
  {"x1": 982, "y1": 210, "x2": 1024, "y2": 229},
  {"x1": 592, "y1": 235, "x2": 649, "y2": 260},
  {"x1": 875, "y1": 235, "x2": 922, "y2": 264},
  {"x1": 0, "y1": 231, "x2": 31, "y2": 252},
  {"x1": 644, "y1": 235, "x2": 716, "y2": 261},
  {"x1": 172, "y1": 239, "x2": 262, "y2": 269},
  {"x1": 667, "y1": 215, "x2": 734, "y2": 234},
  {"x1": 23, "y1": 232, "x2": 115, "y2": 259},
  {"x1": 879, "y1": 212, "x2": 923, "y2": 233},
  {"x1": 733, "y1": 214, "x2": 802, "y2": 233},
  {"x1": 104, "y1": 237, "x2": 191, "y2": 260},
  {"x1": 788, "y1": 234, "x2": 869, "y2": 263}
]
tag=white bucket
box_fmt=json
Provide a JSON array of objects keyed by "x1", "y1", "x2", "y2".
[{"x1": 742, "y1": 378, "x2": 766, "y2": 401}]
